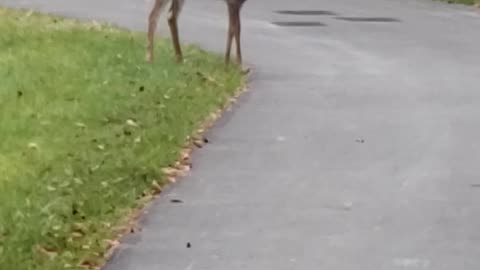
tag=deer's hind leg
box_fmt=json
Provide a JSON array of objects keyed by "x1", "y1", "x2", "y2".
[
  {"x1": 225, "y1": 3, "x2": 235, "y2": 66},
  {"x1": 168, "y1": 0, "x2": 185, "y2": 62},
  {"x1": 226, "y1": 2, "x2": 244, "y2": 67},
  {"x1": 146, "y1": 0, "x2": 169, "y2": 62},
  {"x1": 232, "y1": 4, "x2": 243, "y2": 65}
]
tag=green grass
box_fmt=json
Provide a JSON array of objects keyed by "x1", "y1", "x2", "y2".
[
  {"x1": 439, "y1": 0, "x2": 480, "y2": 6},
  {"x1": 0, "y1": 8, "x2": 243, "y2": 270}
]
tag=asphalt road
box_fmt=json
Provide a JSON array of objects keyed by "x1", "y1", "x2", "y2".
[{"x1": 2, "y1": 0, "x2": 480, "y2": 269}]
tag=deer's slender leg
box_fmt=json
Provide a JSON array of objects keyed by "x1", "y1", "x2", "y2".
[
  {"x1": 232, "y1": 4, "x2": 243, "y2": 65},
  {"x1": 225, "y1": 4, "x2": 235, "y2": 66},
  {"x1": 146, "y1": 0, "x2": 167, "y2": 62},
  {"x1": 168, "y1": 0, "x2": 185, "y2": 62}
]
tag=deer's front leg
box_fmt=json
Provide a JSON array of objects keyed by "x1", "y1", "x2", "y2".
[{"x1": 146, "y1": 0, "x2": 167, "y2": 62}]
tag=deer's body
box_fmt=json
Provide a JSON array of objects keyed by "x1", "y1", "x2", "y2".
[{"x1": 146, "y1": 0, "x2": 247, "y2": 66}]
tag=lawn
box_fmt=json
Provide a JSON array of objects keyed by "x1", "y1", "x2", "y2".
[
  {"x1": 0, "y1": 8, "x2": 243, "y2": 270},
  {"x1": 441, "y1": 0, "x2": 480, "y2": 6}
]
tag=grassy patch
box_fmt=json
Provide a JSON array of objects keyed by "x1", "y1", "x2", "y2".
[
  {"x1": 439, "y1": 0, "x2": 480, "y2": 6},
  {"x1": 0, "y1": 8, "x2": 243, "y2": 270}
]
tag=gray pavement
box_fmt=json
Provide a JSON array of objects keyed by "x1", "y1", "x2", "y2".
[{"x1": 2, "y1": 0, "x2": 480, "y2": 269}]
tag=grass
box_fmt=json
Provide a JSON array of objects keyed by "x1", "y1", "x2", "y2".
[
  {"x1": 0, "y1": 8, "x2": 243, "y2": 270},
  {"x1": 440, "y1": 0, "x2": 480, "y2": 6}
]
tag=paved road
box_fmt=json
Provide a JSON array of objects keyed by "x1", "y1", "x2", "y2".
[{"x1": 3, "y1": 0, "x2": 480, "y2": 269}]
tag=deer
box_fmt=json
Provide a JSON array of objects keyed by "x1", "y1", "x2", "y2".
[{"x1": 146, "y1": 0, "x2": 247, "y2": 67}]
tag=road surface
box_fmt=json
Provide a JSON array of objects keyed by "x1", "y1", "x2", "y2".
[{"x1": 2, "y1": 0, "x2": 480, "y2": 269}]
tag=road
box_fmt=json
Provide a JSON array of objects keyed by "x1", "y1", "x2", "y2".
[{"x1": 2, "y1": 0, "x2": 480, "y2": 269}]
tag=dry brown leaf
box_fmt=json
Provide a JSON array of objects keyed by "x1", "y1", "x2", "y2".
[
  {"x1": 161, "y1": 167, "x2": 178, "y2": 177},
  {"x1": 178, "y1": 164, "x2": 191, "y2": 172},
  {"x1": 103, "y1": 239, "x2": 120, "y2": 249},
  {"x1": 35, "y1": 245, "x2": 58, "y2": 259},
  {"x1": 180, "y1": 148, "x2": 192, "y2": 161},
  {"x1": 151, "y1": 180, "x2": 162, "y2": 194},
  {"x1": 193, "y1": 140, "x2": 204, "y2": 148},
  {"x1": 79, "y1": 258, "x2": 95, "y2": 269}
]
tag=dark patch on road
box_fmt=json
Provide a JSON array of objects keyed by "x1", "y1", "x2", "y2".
[
  {"x1": 275, "y1": 10, "x2": 338, "y2": 16},
  {"x1": 335, "y1": 17, "x2": 401, "y2": 23},
  {"x1": 272, "y1": 21, "x2": 327, "y2": 27},
  {"x1": 356, "y1": 138, "x2": 365, "y2": 144}
]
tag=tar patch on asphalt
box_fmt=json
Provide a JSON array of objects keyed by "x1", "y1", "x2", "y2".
[
  {"x1": 275, "y1": 10, "x2": 338, "y2": 16},
  {"x1": 271, "y1": 21, "x2": 327, "y2": 27},
  {"x1": 335, "y1": 17, "x2": 401, "y2": 23}
]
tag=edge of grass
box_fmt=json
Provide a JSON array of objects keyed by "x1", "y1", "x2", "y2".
[
  {"x1": 435, "y1": 0, "x2": 480, "y2": 7},
  {"x1": 100, "y1": 78, "x2": 249, "y2": 270}
]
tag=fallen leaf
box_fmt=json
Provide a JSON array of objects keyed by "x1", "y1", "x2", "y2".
[
  {"x1": 35, "y1": 245, "x2": 58, "y2": 259},
  {"x1": 151, "y1": 180, "x2": 162, "y2": 194},
  {"x1": 126, "y1": 119, "x2": 138, "y2": 127},
  {"x1": 162, "y1": 167, "x2": 178, "y2": 177},
  {"x1": 75, "y1": 122, "x2": 87, "y2": 128},
  {"x1": 71, "y1": 232, "x2": 84, "y2": 238},
  {"x1": 180, "y1": 148, "x2": 192, "y2": 161},
  {"x1": 104, "y1": 239, "x2": 120, "y2": 249},
  {"x1": 79, "y1": 258, "x2": 95, "y2": 268},
  {"x1": 28, "y1": 142, "x2": 39, "y2": 150},
  {"x1": 193, "y1": 140, "x2": 204, "y2": 148},
  {"x1": 178, "y1": 164, "x2": 191, "y2": 172},
  {"x1": 73, "y1": 178, "x2": 83, "y2": 185}
]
